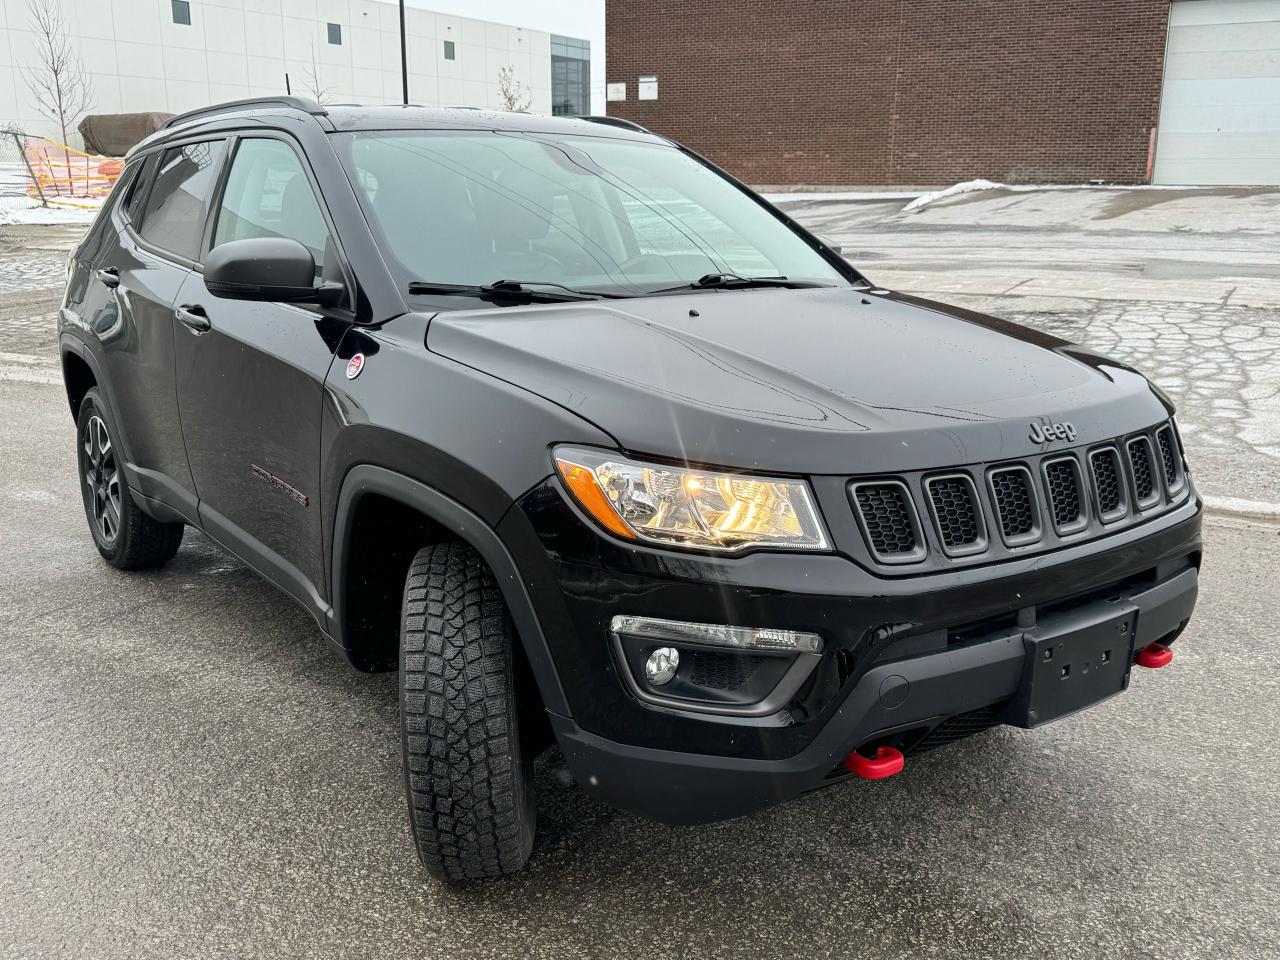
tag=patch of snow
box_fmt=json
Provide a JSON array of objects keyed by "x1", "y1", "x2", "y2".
[
  {"x1": 0, "y1": 195, "x2": 101, "y2": 226},
  {"x1": 763, "y1": 190, "x2": 924, "y2": 203},
  {"x1": 901, "y1": 179, "x2": 1225, "y2": 213},
  {"x1": 902, "y1": 179, "x2": 1004, "y2": 212}
]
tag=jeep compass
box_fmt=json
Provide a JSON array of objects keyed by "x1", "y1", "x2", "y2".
[{"x1": 58, "y1": 98, "x2": 1202, "y2": 880}]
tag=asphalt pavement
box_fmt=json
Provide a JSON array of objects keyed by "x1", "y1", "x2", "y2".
[{"x1": 2, "y1": 192, "x2": 1279, "y2": 959}]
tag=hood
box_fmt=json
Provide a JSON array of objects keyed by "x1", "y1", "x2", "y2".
[{"x1": 427, "y1": 287, "x2": 1169, "y2": 474}]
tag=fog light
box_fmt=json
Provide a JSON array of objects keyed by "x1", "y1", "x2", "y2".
[{"x1": 644, "y1": 647, "x2": 680, "y2": 685}]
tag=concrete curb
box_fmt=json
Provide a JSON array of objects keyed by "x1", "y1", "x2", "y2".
[{"x1": 1202, "y1": 496, "x2": 1280, "y2": 523}]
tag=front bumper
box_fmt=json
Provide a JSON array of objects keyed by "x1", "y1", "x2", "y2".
[
  {"x1": 551, "y1": 564, "x2": 1197, "y2": 823},
  {"x1": 498, "y1": 480, "x2": 1202, "y2": 822}
]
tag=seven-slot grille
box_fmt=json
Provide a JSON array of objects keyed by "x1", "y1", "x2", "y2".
[
  {"x1": 925, "y1": 475, "x2": 983, "y2": 553},
  {"x1": 989, "y1": 466, "x2": 1039, "y2": 543},
  {"x1": 1043, "y1": 457, "x2": 1086, "y2": 533},
  {"x1": 847, "y1": 421, "x2": 1187, "y2": 569},
  {"x1": 852, "y1": 482, "x2": 921, "y2": 562}
]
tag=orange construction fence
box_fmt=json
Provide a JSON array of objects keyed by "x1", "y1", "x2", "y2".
[{"x1": 22, "y1": 138, "x2": 123, "y2": 205}]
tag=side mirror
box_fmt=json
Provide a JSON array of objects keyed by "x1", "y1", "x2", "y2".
[
  {"x1": 817, "y1": 234, "x2": 843, "y2": 255},
  {"x1": 204, "y1": 237, "x2": 343, "y2": 306}
]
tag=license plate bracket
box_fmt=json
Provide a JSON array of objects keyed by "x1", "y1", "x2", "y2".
[{"x1": 1009, "y1": 601, "x2": 1139, "y2": 728}]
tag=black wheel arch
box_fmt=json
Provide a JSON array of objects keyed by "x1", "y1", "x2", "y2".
[{"x1": 330, "y1": 464, "x2": 571, "y2": 717}]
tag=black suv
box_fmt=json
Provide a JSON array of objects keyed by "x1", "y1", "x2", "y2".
[{"x1": 59, "y1": 98, "x2": 1202, "y2": 880}]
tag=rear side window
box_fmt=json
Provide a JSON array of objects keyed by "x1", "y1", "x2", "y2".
[
  {"x1": 212, "y1": 137, "x2": 330, "y2": 277},
  {"x1": 123, "y1": 153, "x2": 159, "y2": 223},
  {"x1": 138, "y1": 140, "x2": 227, "y2": 261}
]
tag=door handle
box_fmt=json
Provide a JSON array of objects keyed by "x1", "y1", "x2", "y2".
[
  {"x1": 95, "y1": 267, "x2": 119, "y2": 288},
  {"x1": 175, "y1": 304, "x2": 211, "y2": 333}
]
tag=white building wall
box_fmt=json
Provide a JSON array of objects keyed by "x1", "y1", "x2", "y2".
[{"x1": 0, "y1": 0, "x2": 554, "y2": 146}]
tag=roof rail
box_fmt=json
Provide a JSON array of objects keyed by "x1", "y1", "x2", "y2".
[
  {"x1": 163, "y1": 96, "x2": 326, "y2": 129},
  {"x1": 581, "y1": 115, "x2": 649, "y2": 133}
]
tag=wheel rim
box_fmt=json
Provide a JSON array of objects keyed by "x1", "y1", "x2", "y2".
[{"x1": 83, "y1": 414, "x2": 121, "y2": 544}]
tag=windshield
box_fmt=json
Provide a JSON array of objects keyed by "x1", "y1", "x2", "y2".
[{"x1": 334, "y1": 129, "x2": 851, "y2": 296}]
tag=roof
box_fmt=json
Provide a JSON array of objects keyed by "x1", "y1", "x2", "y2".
[{"x1": 131, "y1": 97, "x2": 659, "y2": 156}]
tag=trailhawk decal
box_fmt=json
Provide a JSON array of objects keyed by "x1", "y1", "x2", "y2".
[
  {"x1": 346, "y1": 353, "x2": 365, "y2": 379},
  {"x1": 251, "y1": 464, "x2": 310, "y2": 507}
]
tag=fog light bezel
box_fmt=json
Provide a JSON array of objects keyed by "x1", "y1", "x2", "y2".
[{"x1": 610, "y1": 615, "x2": 825, "y2": 718}]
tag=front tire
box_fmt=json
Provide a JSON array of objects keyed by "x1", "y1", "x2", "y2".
[
  {"x1": 399, "y1": 542, "x2": 536, "y2": 881},
  {"x1": 76, "y1": 388, "x2": 184, "y2": 569}
]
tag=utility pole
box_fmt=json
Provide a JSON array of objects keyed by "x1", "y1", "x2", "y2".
[{"x1": 399, "y1": 0, "x2": 409, "y2": 104}]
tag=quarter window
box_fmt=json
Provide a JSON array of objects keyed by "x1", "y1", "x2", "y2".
[
  {"x1": 138, "y1": 140, "x2": 227, "y2": 261},
  {"x1": 213, "y1": 138, "x2": 331, "y2": 280}
]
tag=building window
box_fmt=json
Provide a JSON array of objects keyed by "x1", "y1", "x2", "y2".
[
  {"x1": 171, "y1": 0, "x2": 191, "y2": 25},
  {"x1": 327, "y1": 22, "x2": 342, "y2": 45},
  {"x1": 551, "y1": 35, "x2": 590, "y2": 116},
  {"x1": 442, "y1": 40, "x2": 455, "y2": 60}
]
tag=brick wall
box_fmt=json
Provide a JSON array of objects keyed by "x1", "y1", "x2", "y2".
[{"x1": 605, "y1": 0, "x2": 1171, "y2": 185}]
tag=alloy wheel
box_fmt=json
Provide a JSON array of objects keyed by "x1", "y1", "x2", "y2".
[{"x1": 83, "y1": 415, "x2": 121, "y2": 544}]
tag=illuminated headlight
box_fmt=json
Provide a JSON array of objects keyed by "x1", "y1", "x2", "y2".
[{"x1": 554, "y1": 446, "x2": 829, "y2": 553}]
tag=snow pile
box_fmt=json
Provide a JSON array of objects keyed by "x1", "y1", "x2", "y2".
[
  {"x1": 0, "y1": 195, "x2": 102, "y2": 226},
  {"x1": 901, "y1": 179, "x2": 1004, "y2": 212},
  {"x1": 763, "y1": 189, "x2": 924, "y2": 204}
]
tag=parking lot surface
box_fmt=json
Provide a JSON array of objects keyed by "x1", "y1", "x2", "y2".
[{"x1": 2, "y1": 190, "x2": 1279, "y2": 959}]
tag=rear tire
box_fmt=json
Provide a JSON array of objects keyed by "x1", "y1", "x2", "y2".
[
  {"x1": 76, "y1": 388, "x2": 184, "y2": 570},
  {"x1": 399, "y1": 541, "x2": 536, "y2": 881}
]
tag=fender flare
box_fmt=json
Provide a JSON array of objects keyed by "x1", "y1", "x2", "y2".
[{"x1": 330, "y1": 464, "x2": 571, "y2": 717}]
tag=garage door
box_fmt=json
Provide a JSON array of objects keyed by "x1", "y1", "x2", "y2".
[{"x1": 1154, "y1": 0, "x2": 1280, "y2": 184}]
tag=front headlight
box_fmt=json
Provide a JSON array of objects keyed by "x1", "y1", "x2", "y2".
[{"x1": 553, "y1": 446, "x2": 830, "y2": 553}]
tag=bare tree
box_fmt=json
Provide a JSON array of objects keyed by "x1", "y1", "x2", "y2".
[
  {"x1": 23, "y1": 0, "x2": 94, "y2": 146},
  {"x1": 301, "y1": 43, "x2": 334, "y2": 105},
  {"x1": 497, "y1": 66, "x2": 532, "y2": 113}
]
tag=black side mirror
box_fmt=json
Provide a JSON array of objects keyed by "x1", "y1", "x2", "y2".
[{"x1": 204, "y1": 237, "x2": 343, "y2": 306}]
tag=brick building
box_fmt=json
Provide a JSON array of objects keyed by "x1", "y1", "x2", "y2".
[{"x1": 604, "y1": 0, "x2": 1280, "y2": 186}]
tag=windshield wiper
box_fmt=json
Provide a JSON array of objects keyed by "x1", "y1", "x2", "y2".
[
  {"x1": 641, "y1": 273, "x2": 835, "y2": 296},
  {"x1": 407, "y1": 279, "x2": 621, "y2": 303}
]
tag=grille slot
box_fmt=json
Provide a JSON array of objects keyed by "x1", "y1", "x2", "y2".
[
  {"x1": 988, "y1": 466, "x2": 1040, "y2": 545},
  {"x1": 852, "y1": 482, "x2": 924, "y2": 563},
  {"x1": 1127, "y1": 436, "x2": 1160, "y2": 508},
  {"x1": 1042, "y1": 457, "x2": 1087, "y2": 534},
  {"x1": 925, "y1": 474, "x2": 985, "y2": 556},
  {"x1": 1089, "y1": 447, "x2": 1127, "y2": 523},
  {"x1": 1156, "y1": 425, "x2": 1184, "y2": 492}
]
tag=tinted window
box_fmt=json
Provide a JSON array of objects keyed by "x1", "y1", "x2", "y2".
[
  {"x1": 139, "y1": 140, "x2": 227, "y2": 261},
  {"x1": 213, "y1": 138, "x2": 330, "y2": 278}
]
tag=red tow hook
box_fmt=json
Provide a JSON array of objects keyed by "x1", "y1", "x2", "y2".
[
  {"x1": 843, "y1": 745, "x2": 905, "y2": 780},
  {"x1": 1136, "y1": 642, "x2": 1174, "y2": 669}
]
